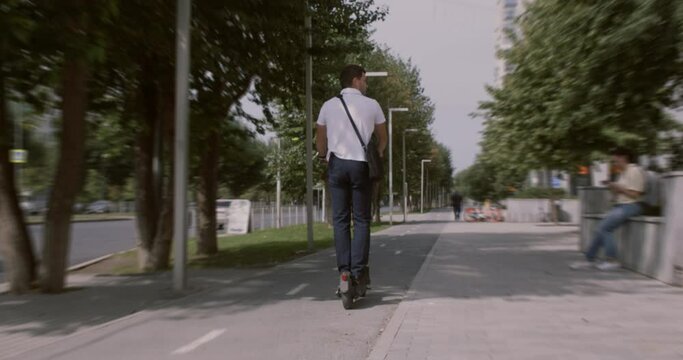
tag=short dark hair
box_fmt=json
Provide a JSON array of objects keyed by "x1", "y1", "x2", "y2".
[
  {"x1": 340, "y1": 64, "x2": 365, "y2": 89},
  {"x1": 611, "y1": 147, "x2": 636, "y2": 163}
]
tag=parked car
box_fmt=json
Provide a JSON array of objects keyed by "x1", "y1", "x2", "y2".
[
  {"x1": 73, "y1": 203, "x2": 86, "y2": 214},
  {"x1": 85, "y1": 200, "x2": 113, "y2": 214},
  {"x1": 20, "y1": 197, "x2": 47, "y2": 215}
]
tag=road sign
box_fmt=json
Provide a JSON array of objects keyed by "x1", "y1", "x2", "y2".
[{"x1": 10, "y1": 149, "x2": 28, "y2": 164}]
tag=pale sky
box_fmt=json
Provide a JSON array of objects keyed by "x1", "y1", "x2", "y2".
[{"x1": 371, "y1": 0, "x2": 498, "y2": 170}]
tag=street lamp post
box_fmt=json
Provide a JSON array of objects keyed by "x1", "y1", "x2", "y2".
[
  {"x1": 425, "y1": 167, "x2": 429, "y2": 210},
  {"x1": 172, "y1": 0, "x2": 192, "y2": 292},
  {"x1": 420, "y1": 159, "x2": 431, "y2": 214},
  {"x1": 304, "y1": 3, "x2": 314, "y2": 251},
  {"x1": 402, "y1": 128, "x2": 418, "y2": 222},
  {"x1": 275, "y1": 138, "x2": 282, "y2": 228},
  {"x1": 387, "y1": 108, "x2": 409, "y2": 225}
]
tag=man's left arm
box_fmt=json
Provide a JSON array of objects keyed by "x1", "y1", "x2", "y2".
[{"x1": 374, "y1": 101, "x2": 388, "y2": 157}]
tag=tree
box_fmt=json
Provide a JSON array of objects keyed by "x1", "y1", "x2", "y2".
[
  {"x1": 479, "y1": 0, "x2": 683, "y2": 178},
  {"x1": 1, "y1": 0, "x2": 119, "y2": 293},
  {"x1": 453, "y1": 158, "x2": 525, "y2": 203},
  {"x1": 39, "y1": 0, "x2": 119, "y2": 292},
  {"x1": 0, "y1": 0, "x2": 37, "y2": 293},
  {"x1": 188, "y1": 0, "x2": 387, "y2": 254}
]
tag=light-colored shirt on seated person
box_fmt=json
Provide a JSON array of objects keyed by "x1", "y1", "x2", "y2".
[
  {"x1": 615, "y1": 164, "x2": 645, "y2": 204},
  {"x1": 316, "y1": 88, "x2": 386, "y2": 162}
]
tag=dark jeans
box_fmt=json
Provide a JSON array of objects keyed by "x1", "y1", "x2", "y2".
[
  {"x1": 328, "y1": 153, "x2": 371, "y2": 278},
  {"x1": 452, "y1": 205, "x2": 461, "y2": 220},
  {"x1": 586, "y1": 203, "x2": 643, "y2": 261}
]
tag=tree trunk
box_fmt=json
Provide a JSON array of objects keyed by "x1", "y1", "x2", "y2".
[
  {"x1": 151, "y1": 81, "x2": 175, "y2": 270},
  {"x1": 196, "y1": 130, "x2": 219, "y2": 255},
  {"x1": 151, "y1": 161, "x2": 173, "y2": 269},
  {"x1": 194, "y1": 77, "x2": 251, "y2": 253},
  {"x1": 134, "y1": 69, "x2": 159, "y2": 270},
  {"x1": 0, "y1": 71, "x2": 36, "y2": 293},
  {"x1": 136, "y1": 75, "x2": 175, "y2": 271},
  {"x1": 40, "y1": 58, "x2": 89, "y2": 293},
  {"x1": 134, "y1": 119, "x2": 158, "y2": 269}
]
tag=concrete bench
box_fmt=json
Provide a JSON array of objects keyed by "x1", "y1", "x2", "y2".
[
  {"x1": 579, "y1": 172, "x2": 683, "y2": 286},
  {"x1": 581, "y1": 214, "x2": 667, "y2": 281}
]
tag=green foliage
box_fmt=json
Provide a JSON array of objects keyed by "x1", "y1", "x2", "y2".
[
  {"x1": 478, "y1": 0, "x2": 683, "y2": 179},
  {"x1": 453, "y1": 155, "x2": 528, "y2": 203},
  {"x1": 89, "y1": 222, "x2": 390, "y2": 274},
  {"x1": 218, "y1": 131, "x2": 269, "y2": 197}
]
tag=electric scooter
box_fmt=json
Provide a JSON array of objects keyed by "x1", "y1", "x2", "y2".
[{"x1": 335, "y1": 267, "x2": 370, "y2": 309}]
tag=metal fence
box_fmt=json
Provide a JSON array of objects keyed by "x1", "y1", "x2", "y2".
[{"x1": 249, "y1": 203, "x2": 326, "y2": 231}]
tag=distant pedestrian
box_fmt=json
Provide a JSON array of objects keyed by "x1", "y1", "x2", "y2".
[
  {"x1": 316, "y1": 64, "x2": 388, "y2": 296},
  {"x1": 451, "y1": 191, "x2": 463, "y2": 221},
  {"x1": 570, "y1": 147, "x2": 645, "y2": 271}
]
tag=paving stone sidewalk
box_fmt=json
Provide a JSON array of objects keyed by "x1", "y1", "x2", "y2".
[{"x1": 368, "y1": 222, "x2": 683, "y2": 360}]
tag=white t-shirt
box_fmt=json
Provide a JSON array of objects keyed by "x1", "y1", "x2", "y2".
[
  {"x1": 316, "y1": 88, "x2": 386, "y2": 162},
  {"x1": 615, "y1": 164, "x2": 645, "y2": 204}
]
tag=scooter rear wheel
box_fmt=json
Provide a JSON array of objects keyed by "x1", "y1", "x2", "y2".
[{"x1": 341, "y1": 291, "x2": 354, "y2": 309}]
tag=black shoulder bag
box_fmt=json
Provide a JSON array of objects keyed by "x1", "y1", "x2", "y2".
[{"x1": 337, "y1": 95, "x2": 383, "y2": 180}]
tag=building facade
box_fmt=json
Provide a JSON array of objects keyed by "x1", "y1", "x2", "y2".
[{"x1": 495, "y1": 0, "x2": 519, "y2": 85}]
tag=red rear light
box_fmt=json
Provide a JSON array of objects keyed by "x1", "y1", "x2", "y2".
[{"x1": 341, "y1": 273, "x2": 349, "y2": 281}]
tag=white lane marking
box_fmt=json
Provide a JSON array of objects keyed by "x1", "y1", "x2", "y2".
[
  {"x1": 380, "y1": 244, "x2": 387, "y2": 248},
  {"x1": 286, "y1": 283, "x2": 309, "y2": 296},
  {"x1": 394, "y1": 250, "x2": 402, "y2": 255},
  {"x1": 172, "y1": 329, "x2": 226, "y2": 355}
]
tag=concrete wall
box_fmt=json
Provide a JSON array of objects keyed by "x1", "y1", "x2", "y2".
[
  {"x1": 581, "y1": 215, "x2": 666, "y2": 280},
  {"x1": 661, "y1": 172, "x2": 683, "y2": 286},
  {"x1": 505, "y1": 198, "x2": 579, "y2": 223},
  {"x1": 579, "y1": 172, "x2": 683, "y2": 286}
]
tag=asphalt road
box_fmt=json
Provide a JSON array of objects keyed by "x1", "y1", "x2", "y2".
[{"x1": 0, "y1": 220, "x2": 137, "y2": 282}]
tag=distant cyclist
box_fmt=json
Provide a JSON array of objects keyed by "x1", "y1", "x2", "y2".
[{"x1": 451, "y1": 191, "x2": 463, "y2": 221}]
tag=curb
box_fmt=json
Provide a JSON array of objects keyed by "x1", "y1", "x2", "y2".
[
  {"x1": 67, "y1": 248, "x2": 137, "y2": 272},
  {"x1": 68, "y1": 254, "x2": 114, "y2": 272},
  {"x1": 0, "y1": 248, "x2": 135, "y2": 294},
  {"x1": 366, "y1": 214, "x2": 446, "y2": 360}
]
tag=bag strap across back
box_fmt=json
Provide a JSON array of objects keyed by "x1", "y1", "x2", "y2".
[{"x1": 337, "y1": 95, "x2": 368, "y2": 153}]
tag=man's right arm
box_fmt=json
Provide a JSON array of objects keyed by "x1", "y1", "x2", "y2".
[
  {"x1": 316, "y1": 125, "x2": 327, "y2": 160},
  {"x1": 315, "y1": 102, "x2": 328, "y2": 161}
]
